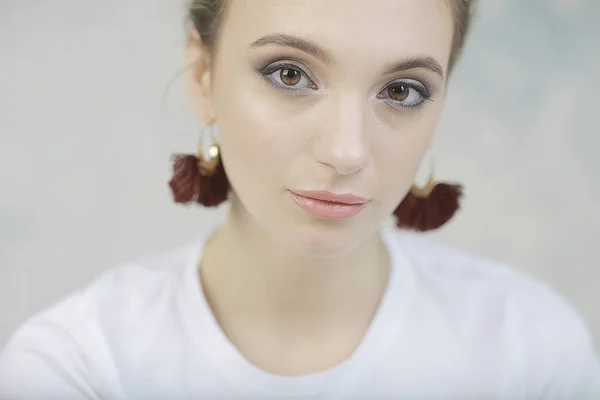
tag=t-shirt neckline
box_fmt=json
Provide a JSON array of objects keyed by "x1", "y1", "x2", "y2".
[{"x1": 180, "y1": 226, "x2": 415, "y2": 397}]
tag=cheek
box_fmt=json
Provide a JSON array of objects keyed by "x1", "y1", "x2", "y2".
[
  {"x1": 211, "y1": 68, "x2": 310, "y2": 193},
  {"x1": 371, "y1": 106, "x2": 442, "y2": 199}
]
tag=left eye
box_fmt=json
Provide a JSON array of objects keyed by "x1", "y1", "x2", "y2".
[
  {"x1": 377, "y1": 80, "x2": 431, "y2": 109},
  {"x1": 262, "y1": 63, "x2": 318, "y2": 90}
]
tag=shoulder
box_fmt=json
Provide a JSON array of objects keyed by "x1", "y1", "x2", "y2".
[
  {"x1": 0, "y1": 241, "x2": 199, "y2": 397},
  {"x1": 387, "y1": 228, "x2": 574, "y2": 310},
  {"x1": 387, "y1": 228, "x2": 600, "y2": 394},
  {"x1": 90, "y1": 240, "x2": 200, "y2": 313},
  {"x1": 388, "y1": 228, "x2": 588, "y2": 331},
  {"x1": 5, "y1": 240, "x2": 198, "y2": 340}
]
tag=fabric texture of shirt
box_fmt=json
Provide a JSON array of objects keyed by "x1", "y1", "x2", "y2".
[{"x1": 1, "y1": 227, "x2": 599, "y2": 399}]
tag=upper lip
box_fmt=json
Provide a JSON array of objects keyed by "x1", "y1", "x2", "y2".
[{"x1": 290, "y1": 190, "x2": 369, "y2": 205}]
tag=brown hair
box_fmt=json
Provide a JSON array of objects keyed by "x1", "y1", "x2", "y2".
[{"x1": 187, "y1": 0, "x2": 477, "y2": 73}]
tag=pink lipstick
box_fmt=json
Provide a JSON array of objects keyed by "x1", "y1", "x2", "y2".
[{"x1": 288, "y1": 190, "x2": 369, "y2": 220}]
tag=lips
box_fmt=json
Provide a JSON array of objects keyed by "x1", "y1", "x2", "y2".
[{"x1": 288, "y1": 190, "x2": 369, "y2": 219}]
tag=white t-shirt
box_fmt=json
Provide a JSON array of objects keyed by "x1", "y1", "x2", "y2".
[{"x1": 1, "y1": 228, "x2": 599, "y2": 399}]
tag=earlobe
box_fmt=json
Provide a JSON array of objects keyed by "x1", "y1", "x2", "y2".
[{"x1": 185, "y1": 30, "x2": 216, "y2": 125}]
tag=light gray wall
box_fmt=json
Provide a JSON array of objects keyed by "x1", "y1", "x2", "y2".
[{"x1": 1, "y1": 0, "x2": 598, "y2": 348}]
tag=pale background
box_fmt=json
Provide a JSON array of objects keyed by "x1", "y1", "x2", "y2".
[{"x1": 0, "y1": 0, "x2": 598, "y2": 349}]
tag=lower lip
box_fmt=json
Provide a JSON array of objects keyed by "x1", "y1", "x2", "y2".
[{"x1": 288, "y1": 192, "x2": 367, "y2": 220}]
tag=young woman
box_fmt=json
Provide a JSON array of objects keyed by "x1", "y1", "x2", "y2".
[{"x1": 1, "y1": 0, "x2": 599, "y2": 398}]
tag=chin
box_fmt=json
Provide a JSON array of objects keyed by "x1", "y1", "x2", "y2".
[
  {"x1": 280, "y1": 219, "x2": 373, "y2": 260},
  {"x1": 235, "y1": 192, "x2": 382, "y2": 259}
]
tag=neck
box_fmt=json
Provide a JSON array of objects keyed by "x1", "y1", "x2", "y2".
[{"x1": 200, "y1": 195, "x2": 390, "y2": 326}]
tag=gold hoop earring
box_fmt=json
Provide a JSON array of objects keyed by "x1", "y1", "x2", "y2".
[{"x1": 197, "y1": 124, "x2": 221, "y2": 176}]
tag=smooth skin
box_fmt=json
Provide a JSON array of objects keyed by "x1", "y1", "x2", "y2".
[{"x1": 186, "y1": 0, "x2": 454, "y2": 376}]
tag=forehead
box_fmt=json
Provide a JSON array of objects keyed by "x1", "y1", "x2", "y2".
[{"x1": 222, "y1": 0, "x2": 455, "y2": 71}]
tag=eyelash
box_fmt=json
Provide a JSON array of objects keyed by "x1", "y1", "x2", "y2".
[
  {"x1": 258, "y1": 61, "x2": 433, "y2": 110},
  {"x1": 259, "y1": 62, "x2": 317, "y2": 92}
]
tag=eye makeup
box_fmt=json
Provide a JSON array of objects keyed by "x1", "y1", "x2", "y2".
[{"x1": 254, "y1": 56, "x2": 437, "y2": 110}]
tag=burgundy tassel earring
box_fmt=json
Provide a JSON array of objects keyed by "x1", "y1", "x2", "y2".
[
  {"x1": 393, "y1": 154, "x2": 463, "y2": 232},
  {"x1": 168, "y1": 124, "x2": 230, "y2": 207}
]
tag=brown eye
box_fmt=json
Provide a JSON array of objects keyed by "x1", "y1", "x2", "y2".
[
  {"x1": 377, "y1": 79, "x2": 430, "y2": 109},
  {"x1": 280, "y1": 68, "x2": 302, "y2": 86},
  {"x1": 388, "y1": 84, "x2": 409, "y2": 102},
  {"x1": 261, "y1": 62, "x2": 318, "y2": 90}
]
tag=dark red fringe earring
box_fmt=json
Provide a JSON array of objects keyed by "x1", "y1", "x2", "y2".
[
  {"x1": 168, "y1": 141, "x2": 230, "y2": 207},
  {"x1": 393, "y1": 173, "x2": 463, "y2": 232}
]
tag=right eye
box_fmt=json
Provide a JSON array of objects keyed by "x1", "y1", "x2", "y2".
[{"x1": 260, "y1": 62, "x2": 318, "y2": 91}]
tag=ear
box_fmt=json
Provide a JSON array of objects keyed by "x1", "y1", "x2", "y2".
[{"x1": 185, "y1": 30, "x2": 216, "y2": 126}]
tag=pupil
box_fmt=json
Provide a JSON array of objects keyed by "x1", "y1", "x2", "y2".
[
  {"x1": 390, "y1": 85, "x2": 409, "y2": 101},
  {"x1": 281, "y1": 69, "x2": 300, "y2": 85}
]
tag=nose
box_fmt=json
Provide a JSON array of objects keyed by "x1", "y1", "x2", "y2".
[{"x1": 313, "y1": 95, "x2": 371, "y2": 176}]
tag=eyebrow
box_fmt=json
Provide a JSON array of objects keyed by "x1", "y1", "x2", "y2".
[
  {"x1": 250, "y1": 33, "x2": 333, "y2": 64},
  {"x1": 249, "y1": 33, "x2": 445, "y2": 79},
  {"x1": 382, "y1": 57, "x2": 444, "y2": 79}
]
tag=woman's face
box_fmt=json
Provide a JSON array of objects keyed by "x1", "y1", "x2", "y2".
[{"x1": 190, "y1": 0, "x2": 455, "y2": 258}]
